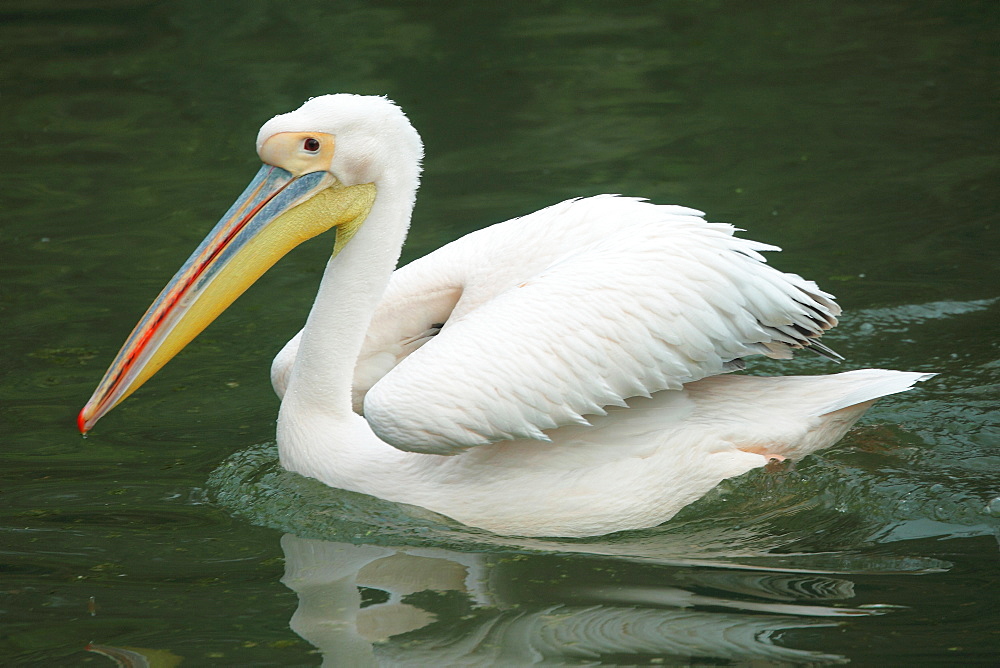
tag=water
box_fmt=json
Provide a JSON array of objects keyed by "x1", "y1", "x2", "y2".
[{"x1": 2, "y1": 1, "x2": 997, "y2": 664}]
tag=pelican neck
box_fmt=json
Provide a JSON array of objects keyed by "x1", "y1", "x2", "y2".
[{"x1": 282, "y1": 173, "x2": 418, "y2": 419}]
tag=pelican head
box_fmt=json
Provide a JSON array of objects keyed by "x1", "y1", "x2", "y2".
[{"x1": 78, "y1": 95, "x2": 421, "y2": 433}]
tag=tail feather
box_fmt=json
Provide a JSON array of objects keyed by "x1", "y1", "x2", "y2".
[{"x1": 810, "y1": 369, "x2": 936, "y2": 417}]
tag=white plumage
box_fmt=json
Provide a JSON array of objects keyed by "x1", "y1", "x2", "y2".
[
  {"x1": 81, "y1": 94, "x2": 933, "y2": 537},
  {"x1": 273, "y1": 194, "x2": 846, "y2": 452}
]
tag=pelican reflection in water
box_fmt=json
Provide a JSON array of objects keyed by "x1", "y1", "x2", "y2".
[{"x1": 279, "y1": 533, "x2": 877, "y2": 664}]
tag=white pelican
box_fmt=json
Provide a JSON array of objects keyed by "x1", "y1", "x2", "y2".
[{"x1": 79, "y1": 94, "x2": 932, "y2": 537}]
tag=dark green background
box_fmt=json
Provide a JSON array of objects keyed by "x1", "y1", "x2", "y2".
[{"x1": 2, "y1": 1, "x2": 997, "y2": 664}]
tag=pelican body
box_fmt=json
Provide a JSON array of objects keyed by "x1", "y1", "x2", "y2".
[{"x1": 79, "y1": 95, "x2": 932, "y2": 537}]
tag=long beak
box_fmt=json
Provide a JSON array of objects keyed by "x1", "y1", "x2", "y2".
[{"x1": 78, "y1": 165, "x2": 375, "y2": 433}]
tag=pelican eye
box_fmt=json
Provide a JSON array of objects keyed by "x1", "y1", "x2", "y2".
[{"x1": 303, "y1": 137, "x2": 320, "y2": 153}]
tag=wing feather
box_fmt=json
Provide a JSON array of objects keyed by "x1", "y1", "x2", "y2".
[{"x1": 361, "y1": 196, "x2": 840, "y2": 454}]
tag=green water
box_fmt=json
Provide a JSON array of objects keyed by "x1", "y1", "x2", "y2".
[{"x1": 2, "y1": 1, "x2": 997, "y2": 664}]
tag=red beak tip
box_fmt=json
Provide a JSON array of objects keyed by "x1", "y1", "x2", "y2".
[{"x1": 77, "y1": 410, "x2": 90, "y2": 435}]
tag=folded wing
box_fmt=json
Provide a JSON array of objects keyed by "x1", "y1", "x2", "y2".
[{"x1": 362, "y1": 196, "x2": 840, "y2": 454}]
